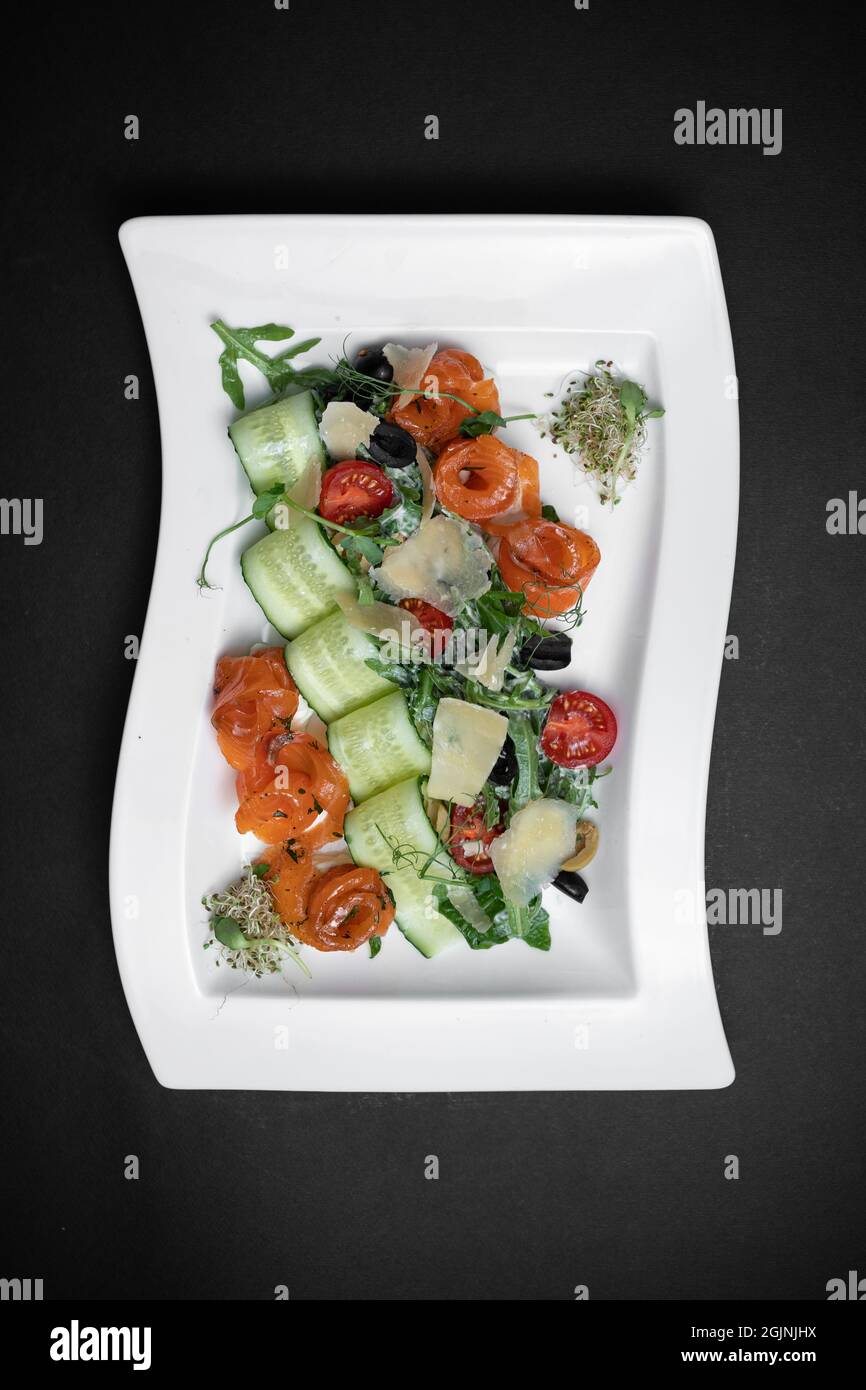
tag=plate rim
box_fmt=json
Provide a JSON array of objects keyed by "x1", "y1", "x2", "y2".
[{"x1": 110, "y1": 213, "x2": 737, "y2": 1090}]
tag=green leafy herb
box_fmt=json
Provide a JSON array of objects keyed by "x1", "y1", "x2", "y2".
[
  {"x1": 540, "y1": 759, "x2": 600, "y2": 813},
  {"x1": 334, "y1": 360, "x2": 476, "y2": 416},
  {"x1": 268, "y1": 491, "x2": 395, "y2": 556},
  {"x1": 212, "y1": 916, "x2": 252, "y2": 951},
  {"x1": 364, "y1": 655, "x2": 418, "y2": 689},
  {"x1": 203, "y1": 869, "x2": 311, "y2": 979},
  {"x1": 251, "y1": 488, "x2": 284, "y2": 520},
  {"x1": 333, "y1": 360, "x2": 537, "y2": 439},
  {"x1": 507, "y1": 713, "x2": 542, "y2": 811},
  {"x1": 197, "y1": 482, "x2": 285, "y2": 590},
  {"x1": 459, "y1": 410, "x2": 536, "y2": 438},
  {"x1": 355, "y1": 573, "x2": 376, "y2": 605},
  {"x1": 374, "y1": 462, "x2": 423, "y2": 541},
  {"x1": 375, "y1": 822, "x2": 461, "y2": 885},
  {"x1": 211, "y1": 914, "x2": 284, "y2": 956},
  {"x1": 544, "y1": 362, "x2": 664, "y2": 508},
  {"x1": 482, "y1": 781, "x2": 503, "y2": 829},
  {"x1": 432, "y1": 877, "x2": 550, "y2": 951},
  {"x1": 340, "y1": 533, "x2": 385, "y2": 565},
  {"x1": 211, "y1": 320, "x2": 337, "y2": 410},
  {"x1": 619, "y1": 379, "x2": 646, "y2": 423},
  {"x1": 369, "y1": 936, "x2": 382, "y2": 959}
]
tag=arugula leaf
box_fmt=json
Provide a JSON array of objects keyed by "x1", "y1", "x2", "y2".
[
  {"x1": 407, "y1": 665, "x2": 439, "y2": 745},
  {"x1": 432, "y1": 877, "x2": 550, "y2": 951},
  {"x1": 507, "y1": 713, "x2": 542, "y2": 811},
  {"x1": 540, "y1": 759, "x2": 600, "y2": 812},
  {"x1": 376, "y1": 462, "x2": 423, "y2": 539},
  {"x1": 464, "y1": 566, "x2": 550, "y2": 653},
  {"x1": 218, "y1": 350, "x2": 245, "y2": 411},
  {"x1": 482, "y1": 781, "x2": 502, "y2": 829},
  {"x1": 211, "y1": 320, "x2": 336, "y2": 409},
  {"x1": 364, "y1": 655, "x2": 418, "y2": 689},
  {"x1": 475, "y1": 586, "x2": 524, "y2": 638},
  {"x1": 505, "y1": 897, "x2": 552, "y2": 950}
]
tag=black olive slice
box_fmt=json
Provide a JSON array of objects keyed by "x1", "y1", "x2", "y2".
[
  {"x1": 519, "y1": 631, "x2": 573, "y2": 671},
  {"x1": 488, "y1": 735, "x2": 517, "y2": 787},
  {"x1": 553, "y1": 870, "x2": 589, "y2": 903},
  {"x1": 368, "y1": 421, "x2": 417, "y2": 469}
]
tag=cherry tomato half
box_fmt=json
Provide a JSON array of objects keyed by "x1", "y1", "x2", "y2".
[
  {"x1": 319, "y1": 461, "x2": 395, "y2": 526},
  {"x1": 398, "y1": 599, "x2": 454, "y2": 634},
  {"x1": 498, "y1": 518, "x2": 600, "y2": 617},
  {"x1": 399, "y1": 598, "x2": 454, "y2": 659},
  {"x1": 540, "y1": 690, "x2": 617, "y2": 769},
  {"x1": 449, "y1": 799, "x2": 507, "y2": 875}
]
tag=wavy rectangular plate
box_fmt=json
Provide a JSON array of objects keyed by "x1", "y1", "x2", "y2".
[{"x1": 111, "y1": 214, "x2": 737, "y2": 1090}]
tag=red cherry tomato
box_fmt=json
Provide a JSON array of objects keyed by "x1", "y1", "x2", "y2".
[
  {"x1": 399, "y1": 599, "x2": 454, "y2": 660},
  {"x1": 319, "y1": 461, "x2": 395, "y2": 526},
  {"x1": 398, "y1": 599, "x2": 454, "y2": 634},
  {"x1": 449, "y1": 799, "x2": 506, "y2": 875},
  {"x1": 540, "y1": 690, "x2": 617, "y2": 769}
]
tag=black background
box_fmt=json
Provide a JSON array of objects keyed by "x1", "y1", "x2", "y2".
[{"x1": 1, "y1": 0, "x2": 864, "y2": 1301}]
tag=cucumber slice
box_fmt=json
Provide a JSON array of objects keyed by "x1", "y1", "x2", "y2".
[
  {"x1": 228, "y1": 390, "x2": 325, "y2": 495},
  {"x1": 327, "y1": 691, "x2": 431, "y2": 803},
  {"x1": 241, "y1": 516, "x2": 355, "y2": 639},
  {"x1": 344, "y1": 777, "x2": 463, "y2": 957},
  {"x1": 285, "y1": 610, "x2": 397, "y2": 722}
]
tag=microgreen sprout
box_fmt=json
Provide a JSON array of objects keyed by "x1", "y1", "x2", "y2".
[
  {"x1": 203, "y1": 865, "x2": 310, "y2": 978},
  {"x1": 542, "y1": 362, "x2": 664, "y2": 507}
]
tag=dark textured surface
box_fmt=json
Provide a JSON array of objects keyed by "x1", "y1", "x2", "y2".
[{"x1": 1, "y1": 0, "x2": 863, "y2": 1301}]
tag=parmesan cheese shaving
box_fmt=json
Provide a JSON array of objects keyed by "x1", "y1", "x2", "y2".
[
  {"x1": 489, "y1": 799, "x2": 581, "y2": 907},
  {"x1": 334, "y1": 590, "x2": 421, "y2": 638},
  {"x1": 455, "y1": 628, "x2": 517, "y2": 692},
  {"x1": 427, "y1": 698, "x2": 508, "y2": 804},
  {"x1": 446, "y1": 884, "x2": 493, "y2": 935},
  {"x1": 319, "y1": 401, "x2": 378, "y2": 460},
  {"x1": 268, "y1": 457, "x2": 322, "y2": 529},
  {"x1": 384, "y1": 342, "x2": 438, "y2": 410},
  {"x1": 371, "y1": 515, "x2": 493, "y2": 618},
  {"x1": 292, "y1": 456, "x2": 322, "y2": 512}
]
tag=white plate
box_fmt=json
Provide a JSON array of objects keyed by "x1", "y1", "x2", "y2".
[{"x1": 111, "y1": 214, "x2": 737, "y2": 1090}]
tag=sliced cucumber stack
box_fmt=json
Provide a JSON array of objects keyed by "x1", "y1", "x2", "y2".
[
  {"x1": 327, "y1": 691, "x2": 431, "y2": 803},
  {"x1": 285, "y1": 610, "x2": 397, "y2": 722},
  {"x1": 229, "y1": 390, "x2": 324, "y2": 496},
  {"x1": 241, "y1": 515, "x2": 355, "y2": 639},
  {"x1": 344, "y1": 777, "x2": 462, "y2": 957}
]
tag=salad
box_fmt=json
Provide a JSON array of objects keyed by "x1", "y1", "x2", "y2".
[{"x1": 201, "y1": 326, "x2": 656, "y2": 973}]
